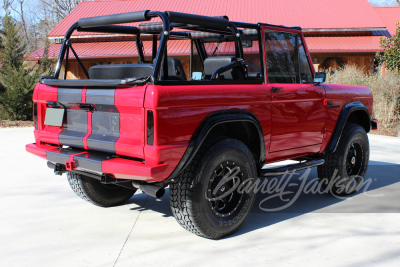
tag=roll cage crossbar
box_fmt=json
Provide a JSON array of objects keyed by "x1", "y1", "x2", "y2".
[{"x1": 53, "y1": 10, "x2": 257, "y2": 82}]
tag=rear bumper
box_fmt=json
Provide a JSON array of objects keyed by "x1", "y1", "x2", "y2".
[{"x1": 26, "y1": 143, "x2": 169, "y2": 181}]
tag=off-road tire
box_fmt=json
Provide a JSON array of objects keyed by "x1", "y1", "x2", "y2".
[
  {"x1": 169, "y1": 138, "x2": 256, "y2": 239},
  {"x1": 67, "y1": 172, "x2": 136, "y2": 207},
  {"x1": 318, "y1": 123, "x2": 369, "y2": 196}
]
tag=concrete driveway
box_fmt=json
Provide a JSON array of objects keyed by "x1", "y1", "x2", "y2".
[{"x1": 0, "y1": 127, "x2": 399, "y2": 267}]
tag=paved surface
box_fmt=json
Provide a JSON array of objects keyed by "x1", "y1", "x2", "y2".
[{"x1": 0, "y1": 127, "x2": 399, "y2": 267}]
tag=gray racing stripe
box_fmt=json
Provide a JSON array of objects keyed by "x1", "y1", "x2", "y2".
[
  {"x1": 47, "y1": 149, "x2": 75, "y2": 163},
  {"x1": 86, "y1": 89, "x2": 115, "y2": 105},
  {"x1": 58, "y1": 109, "x2": 87, "y2": 149},
  {"x1": 86, "y1": 89, "x2": 120, "y2": 154},
  {"x1": 58, "y1": 88, "x2": 83, "y2": 104},
  {"x1": 74, "y1": 153, "x2": 105, "y2": 173},
  {"x1": 58, "y1": 87, "x2": 86, "y2": 149}
]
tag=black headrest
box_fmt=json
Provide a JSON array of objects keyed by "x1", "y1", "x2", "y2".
[
  {"x1": 166, "y1": 58, "x2": 186, "y2": 81},
  {"x1": 203, "y1": 56, "x2": 244, "y2": 80},
  {"x1": 89, "y1": 64, "x2": 153, "y2": 80}
]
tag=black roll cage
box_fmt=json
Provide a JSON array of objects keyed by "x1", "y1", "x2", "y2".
[{"x1": 52, "y1": 10, "x2": 264, "y2": 83}]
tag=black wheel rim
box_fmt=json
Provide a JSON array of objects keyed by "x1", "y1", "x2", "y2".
[
  {"x1": 346, "y1": 141, "x2": 363, "y2": 177},
  {"x1": 206, "y1": 160, "x2": 244, "y2": 218}
]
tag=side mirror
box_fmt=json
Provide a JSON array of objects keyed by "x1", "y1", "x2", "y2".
[{"x1": 314, "y1": 72, "x2": 326, "y2": 85}]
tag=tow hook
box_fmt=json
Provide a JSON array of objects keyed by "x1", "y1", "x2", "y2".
[
  {"x1": 65, "y1": 160, "x2": 77, "y2": 171},
  {"x1": 47, "y1": 161, "x2": 66, "y2": 176}
]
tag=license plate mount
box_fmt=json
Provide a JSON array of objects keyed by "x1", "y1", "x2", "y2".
[{"x1": 44, "y1": 108, "x2": 65, "y2": 127}]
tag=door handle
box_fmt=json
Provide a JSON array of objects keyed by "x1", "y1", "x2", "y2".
[{"x1": 272, "y1": 87, "x2": 283, "y2": 93}]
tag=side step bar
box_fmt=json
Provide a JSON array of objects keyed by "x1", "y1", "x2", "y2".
[{"x1": 259, "y1": 159, "x2": 325, "y2": 177}]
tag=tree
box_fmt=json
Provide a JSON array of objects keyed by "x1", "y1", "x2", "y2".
[
  {"x1": 38, "y1": 37, "x2": 55, "y2": 76},
  {"x1": 0, "y1": 4, "x2": 39, "y2": 120},
  {"x1": 377, "y1": 22, "x2": 400, "y2": 73},
  {"x1": 38, "y1": 0, "x2": 86, "y2": 22}
]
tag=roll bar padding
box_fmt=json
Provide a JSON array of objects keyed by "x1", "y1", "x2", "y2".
[
  {"x1": 165, "y1": 11, "x2": 229, "y2": 30},
  {"x1": 78, "y1": 10, "x2": 150, "y2": 28},
  {"x1": 77, "y1": 25, "x2": 140, "y2": 35}
]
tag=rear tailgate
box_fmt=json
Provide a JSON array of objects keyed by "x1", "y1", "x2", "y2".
[{"x1": 33, "y1": 83, "x2": 146, "y2": 159}]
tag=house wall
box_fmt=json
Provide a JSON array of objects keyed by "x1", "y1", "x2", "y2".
[{"x1": 310, "y1": 53, "x2": 376, "y2": 73}]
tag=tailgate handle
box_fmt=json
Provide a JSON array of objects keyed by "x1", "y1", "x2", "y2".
[
  {"x1": 78, "y1": 103, "x2": 95, "y2": 111},
  {"x1": 46, "y1": 101, "x2": 64, "y2": 108}
]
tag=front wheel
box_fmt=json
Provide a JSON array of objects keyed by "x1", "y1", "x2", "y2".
[
  {"x1": 318, "y1": 123, "x2": 370, "y2": 196},
  {"x1": 169, "y1": 138, "x2": 256, "y2": 239}
]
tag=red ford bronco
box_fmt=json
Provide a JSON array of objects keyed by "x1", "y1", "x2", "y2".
[{"x1": 26, "y1": 10, "x2": 378, "y2": 239}]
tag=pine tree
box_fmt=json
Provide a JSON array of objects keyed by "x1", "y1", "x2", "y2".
[
  {"x1": 0, "y1": 15, "x2": 5, "y2": 95},
  {"x1": 39, "y1": 37, "x2": 55, "y2": 76},
  {"x1": 0, "y1": 8, "x2": 40, "y2": 120}
]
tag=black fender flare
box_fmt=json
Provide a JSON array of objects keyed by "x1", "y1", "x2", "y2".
[
  {"x1": 167, "y1": 110, "x2": 265, "y2": 181},
  {"x1": 325, "y1": 101, "x2": 371, "y2": 154}
]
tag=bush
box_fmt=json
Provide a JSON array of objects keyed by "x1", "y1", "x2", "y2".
[
  {"x1": 325, "y1": 64, "x2": 367, "y2": 86},
  {"x1": 376, "y1": 22, "x2": 400, "y2": 73},
  {"x1": 326, "y1": 64, "x2": 400, "y2": 129}
]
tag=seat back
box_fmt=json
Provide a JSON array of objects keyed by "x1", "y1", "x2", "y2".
[
  {"x1": 89, "y1": 58, "x2": 186, "y2": 81},
  {"x1": 89, "y1": 64, "x2": 153, "y2": 80},
  {"x1": 166, "y1": 58, "x2": 187, "y2": 80},
  {"x1": 203, "y1": 56, "x2": 244, "y2": 80}
]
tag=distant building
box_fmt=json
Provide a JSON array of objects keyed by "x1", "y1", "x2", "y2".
[{"x1": 27, "y1": 0, "x2": 400, "y2": 78}]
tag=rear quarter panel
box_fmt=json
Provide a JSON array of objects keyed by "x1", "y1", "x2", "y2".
[
  {"x1": 321, "y1": 84, "x2": 373, "y2": 151},
  {"x1": 144, "y1": 84, "x2": 271, "y2": 175}
]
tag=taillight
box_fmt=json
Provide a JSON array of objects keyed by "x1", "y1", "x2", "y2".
[
  {"x1": 33, "y1": 102, "x2": 38, "y2": 129},
  {"x1": 147, "y1": 110, "x2": 154, "y2": 145}
]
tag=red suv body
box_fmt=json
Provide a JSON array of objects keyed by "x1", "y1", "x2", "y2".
[{"x1": 26, "y1": 11, "x2": 377, "y2": 238}]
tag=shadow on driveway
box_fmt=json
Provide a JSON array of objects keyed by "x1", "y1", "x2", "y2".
[{"x1": 125, "y1": 160, "x2": 400, "y2": 237}]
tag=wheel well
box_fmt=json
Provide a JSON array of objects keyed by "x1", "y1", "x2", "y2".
[
  {"x1": 346, "y1": 110, "x2": 370, "y2": 132},
  {"x1": 207, "y1": 121, "x2": 261, "y2": 165}
]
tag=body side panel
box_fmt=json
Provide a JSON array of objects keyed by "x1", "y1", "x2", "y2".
[{"x1": 321, "y1": 84, "x2": 373, "y2": 152}]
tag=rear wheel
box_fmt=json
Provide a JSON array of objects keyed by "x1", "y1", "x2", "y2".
[
  {"x1": 67, "y1": 172, "x2": 136, "y2": 207},
  {"x1": 169, "y1": 138, "x2": 256, "y2": 239},
  {"x1": 318, "y1": 123, "x2": 369, "y2": 196}
]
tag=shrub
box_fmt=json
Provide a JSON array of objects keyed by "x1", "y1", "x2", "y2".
[
  {"x1": 376, "y1": 22, "x2": 400, "y2": 73},
  {"x1": 367, "y1": 70, "x2": 400, "y2": 129},
  {"x1": 326, "y1": 64, "x2": 400, "y2": 129},
  {"x1": 325, "y1": 64, "x2": 367, "y2": 86}
]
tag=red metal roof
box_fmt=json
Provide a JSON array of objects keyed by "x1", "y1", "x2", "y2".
[
  {"x1": 27, "y1": 36, "x2": 384, "y2": 61},
  {"x1": 49, "y1": 0, "x2": 386, "y2": 37},
  {"x1": 373, "y1": 7, "x2": 400, "y2": 36},
  {"x1": 28, "y1": 40, "x2": 191, "y2": 60}
]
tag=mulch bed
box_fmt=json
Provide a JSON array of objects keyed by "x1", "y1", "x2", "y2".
[{"x1": 0, "y1": 120, "x2": 34, "y2": 128}]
